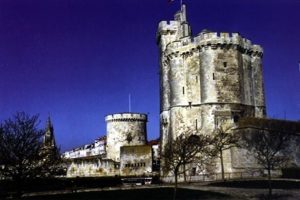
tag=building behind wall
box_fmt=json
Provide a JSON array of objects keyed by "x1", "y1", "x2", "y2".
[{"x1": 63, "y1": 136, "x2": 106, "y2": 159}]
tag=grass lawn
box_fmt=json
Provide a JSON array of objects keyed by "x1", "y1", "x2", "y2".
[
  {"x1": 208, "y1": 179, "x2": 300, "y2": 189},
  {"x1": 23, "y1": 188, "x2": 235, "y2": 200}
]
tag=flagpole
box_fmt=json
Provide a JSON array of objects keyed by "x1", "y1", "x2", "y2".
[{"x1": 128, "y1": 93, "x2": 131, "y2": 113}]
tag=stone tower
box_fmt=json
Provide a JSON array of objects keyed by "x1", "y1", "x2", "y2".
[
  {"x1": 157, "y1": 4, "x2": 266, "y2": 173},
  {"x1": 105, "y1": 113, "x2": 147, "y2": 162}
]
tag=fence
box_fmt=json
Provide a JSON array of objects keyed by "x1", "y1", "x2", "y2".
[{"x1": 162, "y1": 170, "x2": 263, "y2": 183}]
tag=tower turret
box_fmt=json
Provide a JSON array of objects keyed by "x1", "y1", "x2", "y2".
[
  {"x1": 174, "y1": 4, "x2": 191, "y2": 38},
  {"x1": 157, "y1": 4, "x2": 191, "y2": 52},
  {"x1": 157, "y1": 4, "x2": 195, "y2": 159},
  {"x1": 105, "y1": 113, "x2": 147, "y2": 162}
]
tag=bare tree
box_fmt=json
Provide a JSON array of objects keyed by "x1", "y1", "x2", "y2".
[
  {"x1": 212, "y1": 123, "x2": 239, "y2": 181},
  {"x1": 0, "y1": 112, "x2": 60, "y2": 197},
  {"x1": 162, "y1": 132, "x2": 213, "y2": 200},
  {"x1": 240, "y1": 118, "x2": 298, "y2": 199}
]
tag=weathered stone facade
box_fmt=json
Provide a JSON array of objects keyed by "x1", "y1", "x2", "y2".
[
  {"x1": 157, "y1": 4, "x2": 266, "y2": 174},
  {"x1": 106, "y1": 113, "x2": 147, "y2": 162},
  {"x1": 120, "y1": 145, "x2": 152, "y2": 177},
  {"x1": 66, "y1": 157, "x2": 119, "y2": 177}
]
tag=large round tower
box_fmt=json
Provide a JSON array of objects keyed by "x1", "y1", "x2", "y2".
[
  {"x1": 105, "y1": 113, "x2": 147, "y2": 162},
  {"x1": 157, "y1": 4, "x2": 266, "y2": 174}
]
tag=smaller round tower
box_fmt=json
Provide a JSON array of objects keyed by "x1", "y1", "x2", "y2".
[{"x1": 105, "y1": 113, "x2": 147, "y2": 162}]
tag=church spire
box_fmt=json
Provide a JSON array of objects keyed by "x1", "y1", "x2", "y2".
[
  {"x1": 44, "y1": 115, "x2": 56, "y2": 148},
  {"x1": 46, "y1": 115, "x2": 53, "y2": 131}
]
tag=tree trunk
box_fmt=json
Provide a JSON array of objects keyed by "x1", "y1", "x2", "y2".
[
  {"x1": 14, "y1": 176, "x2": 23, "y2": 199},
  {"x1": 267, "y1": 165, "x2": 272, "y2": 200},
  {"x1": 174, "y1": 168, "x2": 178, "y2": 200},
  {"x1": 220, "y1": 150, "x2": 225, "y2": 181},
  {"x1": 183, "y1": 164, "x2": 186, "y2": 183}
]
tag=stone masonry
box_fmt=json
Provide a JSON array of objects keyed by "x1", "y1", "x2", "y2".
[
  {"x1": 105, "y1": 113, "x2": 148, "y2": 162},
  {"x1": 157, "y1": 4, "x2": 266, "y2": 175}
]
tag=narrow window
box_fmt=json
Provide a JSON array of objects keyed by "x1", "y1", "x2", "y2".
[
  {"x1": 212, "y1": 73, "x2": 215, "y2": 80},
  {"x1": 182, "y1": 87, "x2": 185, "y2": 94},
  {"x1": 223, "y1": 62, "x2": 227, "y2": 68},
  {"x1": 195, "y1": 119, "x2": 198, "y2": 130},
  {"x1": 196, "y1": 76, "x2": 198, "y2": 83},
  {"x1": 233, "y1": 115, "x2": 239, "y2": 123},
  {"x1": 215, "y1": 118, "x2": 218, "y2": 127},
  {"x1": 191, "y1": 167, "x2": 196, "y2": 176}
]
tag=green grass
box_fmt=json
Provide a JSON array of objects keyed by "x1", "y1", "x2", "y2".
[{"x1": 23, "y1": 188, "x2": 234, "y2": 200}]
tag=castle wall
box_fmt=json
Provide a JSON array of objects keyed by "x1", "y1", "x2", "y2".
[
  {"x1": 242, "y1": 53, "x2": 253, "y2": 105},
  {"x1": 105, "y1": 113, "x2": 147, "y2": 162},
  {"x1": 169, "y1": 54, "x2": 186, "y2": 106},
  {"x1": 160, "y1": 110, "x2": 170, "y2": 153},
  {"x1": 66, "y1": 158, "x2": 118, "y2": 177},
  {"x1": 160, "y1": 58, "x2": 171, "y2": 112},
  {"x1": 185, "y1": 51, "x2": 201, "y2": 104},
  {"x1": 120, "y1": 145, "x2": 152, "y2": 177},
  {"x1": 252, "y1": 55, "x2": 266, "y2": 117}
]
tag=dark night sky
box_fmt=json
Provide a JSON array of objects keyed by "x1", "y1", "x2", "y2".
[{"x1": 0, "y1": 0, "x2": 299, "y2": 152}]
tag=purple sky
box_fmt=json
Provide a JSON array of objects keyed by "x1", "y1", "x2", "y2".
[{"x1": 0, "y1": 0, "x2": 299, "y2": 152}]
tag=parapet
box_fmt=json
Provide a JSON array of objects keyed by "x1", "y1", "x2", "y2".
[
  {"x1": 105, "y1": 112, "x2": 148, "y2": 122},
  {"x1": 162, "y1": 30, "x2": 263, "y2": 58},
  {"x1": 194, "y1": 31, "x2": 263, "y2": 56}
]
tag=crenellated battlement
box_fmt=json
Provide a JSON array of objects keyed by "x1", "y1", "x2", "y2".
[
  {"x1": 105, "y1": 113, "x2": 147, "y2": 122},
  {"x1": 157, "y1": 20, "x2": 179, "y2": 34},
  {"x1": 164, "y1": 31, "x2": 263, "y2": 57},
  {"x1": 195, "y1": 31, "x2": 263, "y2": 56}
]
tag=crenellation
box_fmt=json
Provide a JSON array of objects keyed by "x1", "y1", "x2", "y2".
[
  {"x1": 192, "y1": 32, "x2": 263, "y2": 57},
  {"x1": 105, "y1": 113, "x2": 147, "y2": 121},
  {"x1": 220, "y1": 32, "x2": 230, "y2": 38},
  {"x1": 157, "y1": 20, "x2": 179, "y2": 33}
]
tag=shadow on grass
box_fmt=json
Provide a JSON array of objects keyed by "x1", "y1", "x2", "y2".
[
  {"x1": 255, "y1": 193, "x2": 292, "y2": 200},
  {"x1": 23, "y1": 188, "x2": 233, "y2": 200},
  {"x1": 208, "y1": 180, "x2": 300, "y2": 189}
]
